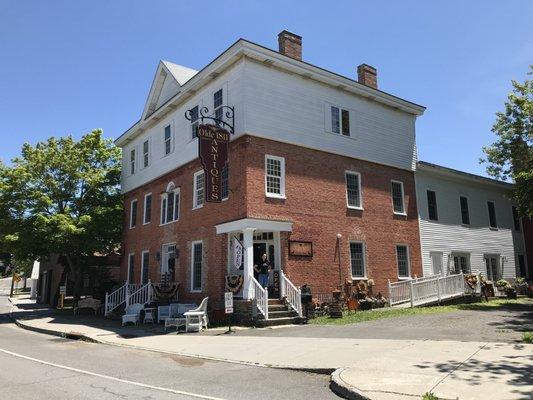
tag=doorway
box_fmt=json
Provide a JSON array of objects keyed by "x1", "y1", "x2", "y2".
[{"x1": 485, "y1": 255, "x2": 500, "y2": 282}]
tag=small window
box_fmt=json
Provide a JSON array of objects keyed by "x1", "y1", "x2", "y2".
[
  {"x1": 191, "y1": 241, "x2": 203, "y2": 292},
  {"x1": 265, "y1": 155, "x2": 285, "y2": 198},
  {"x1": 396, "y1": 245, "x2": 410, "y2": 278},
  {"x1": 190, "y1": 106, "x2": 199, "y2": 139},
  {"x1": 460, "y1": 196, "x2": 470, "y2": 225},
  {"x1": 221, "y1": 166, "x2": 229, "y2": 200},
  {"x1": 214, "y1": 89, "x2": 223, "y2": 123},
  {"x1": 452, "y1": 254, "x2": 470, "y2": 274},
  {"x1": 143, "y1": 193, "x2": 152, "y2": 224},
  {"x1": 164, "y1": 125, "x2": 172, "y2": 155},
  {"x1": 130, "y1": 149, "x2": 136, "y2": 175},
  {"x1": 129, "y1": 199, "x2": 137, "y2": 229},
  {"x1": 142, "y1": 140, "x2": 149, "y2": 168},
  {"x1": 427, "y1": 190, "x2": 438, "y2": 221},
  {"x1": 193, "y1": 170, "x2": 205, "y2": 209},
  {"x1": 349, "y1": 242, "x2": 365, "y2": 278},
  {"x1": 141, "y1": 251, "x2": 149, "y2": 284},
  {"x1": 512, "y1": 206, "x2": 520, "y2": 231},
  {"x1": 160, "y1": 186, "x2": 180, "y2": 224},
  {"x1": 430, "y1": 252, "x2": 443, "y2": 275},
  {"x1": 391, "y1": 181, "x2": 405, "y2": 214},
  {"x1": 330, "y1": 106, "x2": 350, "y2": 136},
  {"x1": 345, "y1": 171, "x2": 362, "y2": 209},
  {"x1": 128, "y1": 253, "x2": 135, "y2": 283},
  {"x1": 487, "y1": 201, "x2": 497, "y2": 228}
]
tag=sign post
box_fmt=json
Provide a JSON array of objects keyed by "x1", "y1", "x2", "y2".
[
  {"x1": 59, "y1": 285, "x2": 66, "y2": 309},
  {"x1": 224, "y1": 291, "x2": 234, "y2": 334}
]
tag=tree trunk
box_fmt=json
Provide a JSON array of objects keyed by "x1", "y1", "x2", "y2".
[{"x1": 65, "y1": 255, "x2": 83, "y2": 303}]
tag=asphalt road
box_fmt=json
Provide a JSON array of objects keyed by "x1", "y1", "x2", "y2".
[{"x1": 0, "y1": 295, "x2": 338, "y2": 400}]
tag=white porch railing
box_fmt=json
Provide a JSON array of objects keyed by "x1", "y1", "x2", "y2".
[
  {"x1": 251, "y1": 276, "x2": 268, "y2": 320},
  {"x1": 128, "y1": 280, "x2": 153, "y2": 307},
  {"x1": 104, "y1": 283, "x2": 128, "y2": 316},
  {"x1": 389, "y1": 273, "x2": 476, "y2": 307},
  {"x1": 105, "y1": 281, "x2": 178, "y2": 316},
  {"x1": 280, "y1": 270, "x2": 303, "y2": 317}
]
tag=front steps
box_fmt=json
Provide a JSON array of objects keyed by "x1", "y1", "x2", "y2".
[{"x1": 255, "y1": 299, "x2": 303, "y2": 327}]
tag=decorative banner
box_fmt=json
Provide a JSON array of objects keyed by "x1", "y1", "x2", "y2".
[
  {"x1": 233, "y1": 237, "x2": 243, "y2": 270},
  {"x1": 225, "y1": 275, "x2": 244, "y2": 294},
  {"x1": 288, "y1": 241, "x2": 314, "y2": 257},
  {"x1": 197, "y1": 124, "x2": 230, "y2": 203}
]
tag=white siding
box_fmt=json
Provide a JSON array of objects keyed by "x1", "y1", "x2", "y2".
[
  {"x1": 120, "y1": 60, "x2": 245, "y2": 193},
  {"x1": 243, "y1": 60, "x2": 418, "y2": 172},
  {"x1": 416, "y1": 169, "x2": 525, "y2": 280}
]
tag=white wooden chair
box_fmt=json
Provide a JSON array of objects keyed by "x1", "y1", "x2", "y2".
[
  {"x1": 122, "y1": 303, "x2": 143, "y2": 326},
  {"x1": 158, "y1": 305, "x2": 170, "y2": 324},
  {"x1": 184, "y1": 297, "x2": 209, "y2": 332}
]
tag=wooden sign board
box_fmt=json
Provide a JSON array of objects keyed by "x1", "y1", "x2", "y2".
[
  {"x1": 288, "y1": 241, "x2": 313, "y2": 257},
  {"x1": 197, "y1": 124, "x2": 230, "y2": 203}
]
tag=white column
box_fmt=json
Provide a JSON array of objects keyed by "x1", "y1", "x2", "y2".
[{"x1": 242, "y1": 227, "x2": 255, "y2": 300}]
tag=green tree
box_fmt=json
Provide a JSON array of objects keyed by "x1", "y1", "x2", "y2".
[
  {"x1": 0, "y1": 130, "x2": 122, "y2": 299},
  {"x1": 482, "y1": 66, "x2": 533, "y2": 217}
]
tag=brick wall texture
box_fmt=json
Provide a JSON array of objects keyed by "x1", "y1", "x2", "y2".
[{"x1": 121, "y1": 135, "x2": 422, "y2": 310}]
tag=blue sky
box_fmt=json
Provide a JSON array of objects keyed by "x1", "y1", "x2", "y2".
[{"x1": 1, "y1": 0, "x2": 531, "y2": 176}]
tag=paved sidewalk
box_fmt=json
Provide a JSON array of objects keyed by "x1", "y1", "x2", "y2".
[{"x1": 8, "y1": 297, "x2": 533, "y2": 399}]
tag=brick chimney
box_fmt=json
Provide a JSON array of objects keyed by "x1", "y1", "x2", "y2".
[
  {"x1": 278, "y1": 30, "x2": 302, "y2": 60},
  {"x1": 357, "y1": 64, "x2": 378, "y2": 89}
]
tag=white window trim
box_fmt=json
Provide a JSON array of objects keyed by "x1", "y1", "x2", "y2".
[
  {"x1": 192, "y1": 170, "x2": 205, "y2": 210},
  {"x1": 345, "y1": 170, "x2": 363, "y2": 210},
  {"x1": 391, "y1": 180, "x2": 406, "y2": 216},
  {"x1": 129, "y1": 148, "x2": 136, "y2": 175},
  {"x1": 396, "y1": 244, "x2": 411, "y2": 279},
  {"x1": 349, "y1": 241, "x2": 367, "y2": 279},
  {"x1": 160, "y1": 187, "x2": 180, "y2": 226},
  {"x1": 452, "y1": 252, "x2": 471, "y2": 275},
  {"x1": 129, "y1": 199, "x2": 137, "y2": 229},
  {"x1": 143, "y1": 193, "x2": 152, "y2": 225},
  {"x1": 459, "y1": 194, "x2": 471, "y2": 227},
  {"x1": 142, "y1": 138, "x2": 150, "y2": 169},
  {"x1": 163, "y1": 122, "x2": 175, "y2": 157},
  {"x1": 325, "y1": 103, "x2": 354, "y2": 138},
  {"x1": 190, "y1": 240, "x2": 203, "y2": 293},
  {"x1": 487, "y1": 200, "x2": 498, "y2": 230},
  {"x1": 127, "y1": 252, "x2": 135, "y2": 283},
  {"x1": 161, "y1": 242, "x2": 177, "y2": 276},
  {"x1": 429, "y1": 251, "x2": 444, "y2": 276},
  {"x1": 141, "y1": 250, "x2": 149, "y2": 284},
  {"x1": 265, "y1": 155, "x2": 286, "y2": 199},
  {"x1": 426, "y1": 188, "x2": 438, "y2": 221}
]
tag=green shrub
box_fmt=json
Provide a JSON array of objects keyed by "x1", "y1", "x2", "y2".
[
  {"x1": 523, "y1": 332, "x2": 533, "y2": 344},
  {"x1": 496, "y1": 279, "x2": 510, "y2": 288},
  {"x1": 423, "y1": 393, "x2": 439, "y2": 400}
]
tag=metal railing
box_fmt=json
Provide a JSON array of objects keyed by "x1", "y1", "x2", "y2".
[
  {"x1": 280, "y1": 270, "x2": 302, "y2": 317},
  {"x1": 251, "y1": 276, "x2": 268, "y2": 320}
]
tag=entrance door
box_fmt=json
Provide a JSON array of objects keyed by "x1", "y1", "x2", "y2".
[
  {"x1": 485, "y1": 255, "x2": 500, "y2": 282},
  {"x1": 253, "y1": 243, "x2": 267, "y2": 279}
]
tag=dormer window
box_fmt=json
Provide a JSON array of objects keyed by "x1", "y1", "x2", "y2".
[
  {"x1": 190, "y1": 106, "x2": 199, "y2": 139},
  {"x1": 330, "y1": 106, "x2": 350, "y2": 136}
]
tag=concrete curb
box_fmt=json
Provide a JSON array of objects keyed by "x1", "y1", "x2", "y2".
[{"x1": 330, "y1": 368, "x2": 372, "y2": 400}]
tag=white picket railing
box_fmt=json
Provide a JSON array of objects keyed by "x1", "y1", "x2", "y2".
[
  {"x1": 251, "y1": 276, "x2": 269, "y2": 320},
  {"x1": 128, "y1": 280, "x2": 153, "y2": 307},
  {"x1": 280, "y1": 270, "x2": 302, "y2": 317},
  {"x1": 105, "y1": 281, "x2": 179, "y2": 316},
  {"x1": 389, "y1": 273, "x2": 475, "y2": 307},
  {"x1": 104, "y1": 283, "x2": 128, "y2": 316}
]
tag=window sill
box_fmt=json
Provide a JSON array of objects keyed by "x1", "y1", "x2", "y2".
[
  {"x1": 190, "y1": 289, "x2": 202, "y2": 293},
  {"x1": 266, "y1": 194, "x2": 286, "y2": 200},
  {"x1": 461, "y1": 223, "x2": 470, "y2": 228},
  {"x1": 129, "y1": 226, "x2": 136, "y2": 230},
  {"x1": 393, "y1": 212, "x2": 407, "y2": 216},
  {"x1": 159, "y1": 220, "x2": 179, "y2": 227},
  {"x1": 192, "y1": 204, "x2": 204, "y2": 211},
  {"x1": 222, "y1": 197, "x2": 229, "y2": 202},
  {"x1": 143, "y1": 221, "x2": 151, "y2": 226},
  {"x1": 347, "y1": 206, "x2": 364, "y2": 211},
  {"x1": 351, "y1": 276, "x2": 367, "y2": 280},
  {"x1": 326, "y1": 130, "x2": 356, "y2": 140},
  {"x1": 489, "y1": 227, "x2": 498, "y2": 231},
  {"x1": 398, "y1": 276, "x2": 412, "y2": 281}
]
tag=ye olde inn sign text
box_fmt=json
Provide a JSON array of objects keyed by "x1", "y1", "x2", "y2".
[
  {"x1": 186, "y1": 106, "x2": 235, "y2": 203},
  {"x1": 198, "y1": 124, "x2": 229, "y2": 202}
]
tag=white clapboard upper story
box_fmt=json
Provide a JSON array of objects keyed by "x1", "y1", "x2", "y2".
[
  {"x1": 116, "y1": 31, "x2": 425, "y2": 194},
  {"x1": 416, "y1": 161, "x2": 526, "y2": 280}
]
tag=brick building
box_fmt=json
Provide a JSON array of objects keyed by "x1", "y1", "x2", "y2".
[{"x1": 113, "y1": 30, "x2": 455, "y2": 322}]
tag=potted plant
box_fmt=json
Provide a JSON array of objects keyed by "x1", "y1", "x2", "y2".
[
  {"x1": 514, "y1": 277, "x2": 527, "y2": 295},
  {"x1": 495, "y1": 279, "x2": 510, "y2": 291}
]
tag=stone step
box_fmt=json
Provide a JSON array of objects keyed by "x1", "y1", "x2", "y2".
[
  {"x1": 268, "y1": 298, "x2": 284, "y2": 305},
  {"x1": 268, "y1": 310, "x2": 297, "y2": 319},
  {"x1": 267, "y1": 304, "x2": 288, "y2": 312},
  {"x1": 255, "y1": 316, "x2": 304, "y2": 327}
]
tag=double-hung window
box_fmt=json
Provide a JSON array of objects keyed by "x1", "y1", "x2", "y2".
[
  {"x1": 191, "y1": 241, "x2": 203, "y2": 292},
  {"x1": 330, "y1": 106, "x2": 350, "y2": 136},
  {"x1": 391, "y1": 181, "x2": 405, "y2": 214},
  {"x1": 129, "y1": 199, "x2": 137, "y2": 229},
  {"x1": 193, "y1": 170, "x2": 205, "y2": 209},
  {"x1": 190, "y1": 106, "x2": 199, "y2": 139},
  {"x1": 142, "y1": 140, "x2": 149, "y2": 168},
  {"x1": 143, "y1": 193, "x2": 152, "y2": 224},
  {"x1": 130, "y1": 149, "x2": 136, "y2": 175},
  {"x1": 396, "y1": 245, "x2": 410, "y2": 278},
  {"x1": 265, "y1": 155, "x2": 285, "y2": 198},
  {"x1": 214, "y1": 89, "x2": 223, "y2": 123},
  {"x1": 487, "y1": 201, "x2": 497, "y2": 229},
  {"x1": 164, "y1": 124, "x2": 173, "y2": 155},
  {"x1": 161, "y1": 186, "x2": 180, "y2": 224},
  {"x1": 127, "y1": 253, "x2": 135, "y2": 283},
  {"x1": 427, "y1": 190, "x2": 438, "y2": 221},
  {"x1": 141, "y1": 251, "x2": 149, "y2": 284},
  {"x1": 460, "y1": 196, "x2": 470, "y2": 225},
  {"x1": 349, "y1": 242, "x2": 365, "y2": 278},
  {"x1": 512, "y1": 206, "x2": 520, "y2": 231},
  {"x1": 345, "y1": 171, "x2": 362, "y2": 209},
  {"x1": 452, "y1": 253, "x2": 470, "y2": 274}
]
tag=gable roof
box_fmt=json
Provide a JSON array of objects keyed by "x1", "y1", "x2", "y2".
[{"x1": 161, "y1": 60, "x2": 197, "y2": 85}]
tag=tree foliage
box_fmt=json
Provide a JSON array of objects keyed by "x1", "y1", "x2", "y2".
[
  {"x1": 0, "y1": 130, "x2": 122, "y2": 298},
  {"x1": 482, "y1": 66, "x2": 533, "y2": 217}
]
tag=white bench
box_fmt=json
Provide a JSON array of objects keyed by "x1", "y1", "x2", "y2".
[{"x1": 74, "y1": 298, "x2": 102, "y2": 315}]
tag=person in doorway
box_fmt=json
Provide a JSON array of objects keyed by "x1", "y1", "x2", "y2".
[{"x1": 254, "y1": 253, "x2": 271, "y2": 289}]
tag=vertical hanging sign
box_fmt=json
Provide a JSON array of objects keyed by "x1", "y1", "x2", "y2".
[{"x1": 197, "y1": 124, "x2": 230, "y2": 203}]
